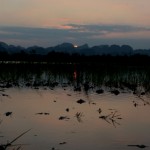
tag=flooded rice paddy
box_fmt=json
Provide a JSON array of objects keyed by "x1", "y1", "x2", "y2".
[{"x1": 0, "y1": 64, "x2": 150, "y2": 150}]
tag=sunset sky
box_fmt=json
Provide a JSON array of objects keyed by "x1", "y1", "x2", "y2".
[{"x1": 0, "y1": 0, "x2": 150, "y2": 48}]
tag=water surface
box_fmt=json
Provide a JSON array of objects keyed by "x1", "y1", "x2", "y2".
[
  {"x1": 1, "y1": 64, "x2": 150, "y2": 150},
  {"x1": 0, "y1": 86, "x2": 150, "y2": 150}
]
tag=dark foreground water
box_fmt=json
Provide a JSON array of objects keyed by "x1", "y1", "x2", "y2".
[{"x1": 0, "y1": 64, "x2": 150, "y2": 150}]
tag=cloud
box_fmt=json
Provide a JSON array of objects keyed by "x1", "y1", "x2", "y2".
[
  {"x1": 0, "y1": 24, "x2": 150, "y2": 48},
  {"x1": 67, "y1": 24, "x2": 150, "y2": 33}
]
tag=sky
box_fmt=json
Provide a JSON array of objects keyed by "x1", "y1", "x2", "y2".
[{"x1": 0, "y1": 0, "x2": 150, "y2": 49}]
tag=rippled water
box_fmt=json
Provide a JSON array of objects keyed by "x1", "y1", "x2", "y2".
[{"x1": 0, "y1": 86, "x2": 150, "y2": 150}]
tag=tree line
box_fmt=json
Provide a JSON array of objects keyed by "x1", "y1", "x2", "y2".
[{"x1": 1, "y1": 50, "x2": 150, "y2": 66}]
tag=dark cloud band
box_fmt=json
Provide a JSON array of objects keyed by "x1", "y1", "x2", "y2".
[{"x1": 0, "y1": 24, "x2": 150, "y2": 48}]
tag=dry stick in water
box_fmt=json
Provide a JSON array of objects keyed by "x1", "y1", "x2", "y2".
[{"x1": 1, "y1": 129, "x2": 31, "y2": 150}]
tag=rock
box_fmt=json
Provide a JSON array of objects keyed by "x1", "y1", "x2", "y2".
[
  {"x1": 66, "y1": 108, "x2": 69, "y2": 112},
  {"x1": 111, "y1": 90, "x2": 120, "y2": 95},
  {"x1": 59, "y1": 116, "x2": 70, "y2": 120},
  {"x1": 96, "y1": 89, "x2": 104, "y2": 94},
  {"x1": 128, "y1": 144, "x2": 148, "y2": 148},
  {"x1": 76, "y1": 99, "x2": 86, "y2": 104},
  {"x1": 5, "y1": 112, "x2": 12, "y2": 116}
]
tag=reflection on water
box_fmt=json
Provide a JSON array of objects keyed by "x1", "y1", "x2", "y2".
[
  {"x1": 1, "y1": 64, "x2": 150, "y2": 93},
  {"x1": 1, "y1": 88, "x2": 150, "y2": 150},
  {"x1": 0, "y1": 64, "x2": 150, "y2": 150}
]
